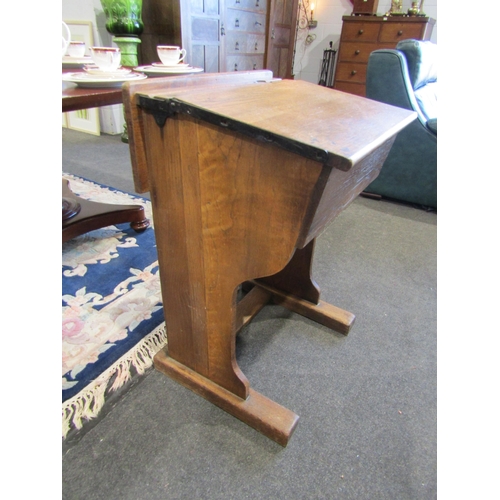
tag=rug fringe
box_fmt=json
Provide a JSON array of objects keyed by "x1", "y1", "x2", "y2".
[{"x1": 62, "y1": 323, "x2": 167, "y2": 439}]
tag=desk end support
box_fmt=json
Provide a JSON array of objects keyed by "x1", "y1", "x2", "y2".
[
  {"x1": 154, "y1": 349, "x2": 299, "y2": 447},
  {"x1": 253, "y1": 281, "x2": 355, "y2": 336},
  {"x1": 252, "y1": 240, "x2": 356, "y2": 336}
]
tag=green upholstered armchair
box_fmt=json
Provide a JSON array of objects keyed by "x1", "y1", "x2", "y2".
[{"x1": 364, "y1": 39, "x2": 437, "y2": 208}]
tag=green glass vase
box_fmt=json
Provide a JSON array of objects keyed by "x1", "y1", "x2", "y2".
[{"x1": 100, "y1": 0, "x2": 144, "y2": 36}]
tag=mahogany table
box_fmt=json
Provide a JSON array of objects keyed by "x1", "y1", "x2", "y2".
[
  {"x1": 62, "y1": 81, "x2": 123, "y2": 112},
  {"x1": 123, "y1": 72, "x2": 416, "y2": 446},
  {"x1": 62, "y1": 81, "x2": 149, "y2": 242}
]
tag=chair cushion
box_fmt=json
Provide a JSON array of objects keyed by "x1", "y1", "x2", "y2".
[
  {"x1": 414, "y1": 81, "x2": 437, "y2": 120},
  {"x1": 396, "y1": 39, "x2": 437, "y2": 90}
]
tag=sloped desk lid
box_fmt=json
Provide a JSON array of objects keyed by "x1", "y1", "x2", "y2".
[{"x1": 137, "y1": 79, "x2": 416, "y2": 171}]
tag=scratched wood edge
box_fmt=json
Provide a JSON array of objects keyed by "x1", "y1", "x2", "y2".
[
  {"x1": 252, "y1": 281, "x2": 355, "y2": 335},
  {"x1": 154, "y1": 349, "x2": 299, "y2": 447}
]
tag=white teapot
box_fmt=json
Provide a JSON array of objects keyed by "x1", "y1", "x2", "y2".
[{"x1": 62, "y1": 21, "x2": 71, "y2": 57}]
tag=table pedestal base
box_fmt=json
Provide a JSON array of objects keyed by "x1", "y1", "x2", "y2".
[{"x1": 62, "y1": 178, "x2": 150, "y2": 243}]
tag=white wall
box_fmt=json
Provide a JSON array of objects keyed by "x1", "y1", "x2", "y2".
[
  {"x1": 62, "y1": 0, "x2": 112, "y2": 48},
  {"x1": 293, "y1": 0, "x2": 437, "y2": 83},
  {"x1": 62, "y1": 0, "x2": 437, "y2": 92}
]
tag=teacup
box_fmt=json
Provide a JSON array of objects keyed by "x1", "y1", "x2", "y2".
[
  {"x1": 90, "y1": 47, "x2": 121, "y2": 72},
  {"x1": 157, "y1": 46, "x2": 186, "y2": 66},
  {"x1": 67, "y1": 41, "x2": 86, "y2": 58}
]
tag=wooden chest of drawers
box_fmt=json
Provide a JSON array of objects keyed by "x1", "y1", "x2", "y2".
[{"x1": 334, "y1": 15, "x2": 435, "y2": 96}]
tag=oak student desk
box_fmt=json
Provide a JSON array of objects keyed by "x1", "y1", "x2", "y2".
[{"x1": 123, "y1": 71, "x2": 416, "y2": 446}]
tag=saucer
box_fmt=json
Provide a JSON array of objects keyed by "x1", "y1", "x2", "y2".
[
  {"x1": 62, "y1": 71, "x2": 147, "y2": 88},
  {"x1": 63, "y1": 55, "x2": 93, "y2": 63},
  {"x1": 152, "y1": 62, "x2": 190, "y2": 68},
  {"x1": 135, "y1": 65, "x2": 203, "y2": 77},
  {"x1": 62, "y1": 55, "x2": 93, "y2": 68},
  {"x1": 84, "y1": 66, "x2": 131, "y2": 77}
]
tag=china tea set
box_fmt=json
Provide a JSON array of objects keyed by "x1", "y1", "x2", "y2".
[{"x1": 63, "y1": 37, "x2": 202, "y2": 88}]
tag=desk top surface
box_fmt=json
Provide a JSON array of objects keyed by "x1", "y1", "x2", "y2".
[{"x1": 136, "y1": 79, "x2": 415, "y2": 171}]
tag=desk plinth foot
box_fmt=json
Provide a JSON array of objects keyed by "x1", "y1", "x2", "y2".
[
  {"x1": 154, "y1": 349, "x2": 299, "y2": 447},
  {"x1": 251, "y1": 281, "x2": 355, "y2": 335}
]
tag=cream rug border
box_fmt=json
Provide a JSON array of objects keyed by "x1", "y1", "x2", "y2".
[{"x1": 62, "y1": 322, "x2": 167, "y2": 438}]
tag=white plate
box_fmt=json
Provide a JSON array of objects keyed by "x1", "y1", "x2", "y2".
[
  {"x1": 62, "y1": 56, "x2": 94, "y2": 68},
  {"x1": 84, "y1": 67, "x2": 132, "y2": 77},
  {"x1": 135, "y1": 65, "x2": 204, "y2": 77},
  {"x1": 62, "y1": 71, "x2": 147, "y2": 88},
  {"x1": 152, "y1": 62, "x2": 190, "y2": 68}
]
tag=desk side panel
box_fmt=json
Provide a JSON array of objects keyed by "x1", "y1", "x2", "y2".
[
  {"x1": 305, "y1": 136, "x2": 396, "y2": 243},
  {"x1": 141, "y1": 110, "x2": 326, "y2": 395}
]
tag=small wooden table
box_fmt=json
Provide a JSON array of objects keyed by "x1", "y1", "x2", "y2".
[
  {"x1": 62, "y1": 81, "x2": 149, "y2": 243},
  {"x1": 123, "y1": 72, "x2": 416, "y2": 446}
]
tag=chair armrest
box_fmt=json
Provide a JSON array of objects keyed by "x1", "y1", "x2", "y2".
[
  {"x1": 366, "y1": 49, "x2": 428, "y2": 126},
  {"x1": 426, "y1": 118, "x2": 437, "y2": 135}
]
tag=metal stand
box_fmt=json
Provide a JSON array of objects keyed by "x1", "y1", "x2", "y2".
[{"x1": 318, "y1": 42, "x2": 337, "y2": 88}]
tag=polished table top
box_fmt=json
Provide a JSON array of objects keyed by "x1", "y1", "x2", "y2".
[{"x1": 62, "y1": 81, "x2": 123, "y2": 113}]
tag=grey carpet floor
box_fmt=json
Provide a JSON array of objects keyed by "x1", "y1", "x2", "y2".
[{"x1": 62, "y1": 128, "x2": 437, "y2": 500}]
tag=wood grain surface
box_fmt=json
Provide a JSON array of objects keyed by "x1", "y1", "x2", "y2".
[{"x1": 123, "y1": 71, "x2": 275, "y2": 192}]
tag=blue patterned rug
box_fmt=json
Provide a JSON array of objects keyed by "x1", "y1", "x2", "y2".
[{"x1": 62, "y1": 173, "x2": 166, "y2": 440}]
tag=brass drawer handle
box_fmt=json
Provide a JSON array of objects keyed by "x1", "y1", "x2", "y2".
[
  {"x1": 397, "y1": 30, "x2": 403, "y2": 35},
  {"x1": 351, "y1": 70, "x2": 357, "y2": 76},
  {"x1": 358, "y1": 29, "x2": 364, "y2": 34},
  {"x1": 355, "y1": 49, "x2": 360, "y2": 55}
]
